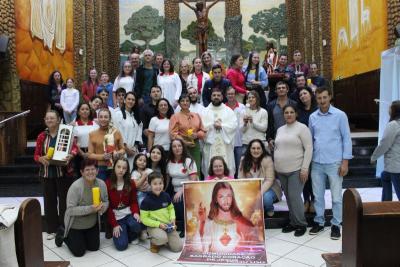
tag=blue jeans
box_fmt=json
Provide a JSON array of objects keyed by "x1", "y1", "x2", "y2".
[
  {"x1": 311, "y1": 162, "x2": 343, "y2": 227},
  {"x1": 97, "y1": 166, "x2": 111, "y2": 181},
  {"x1": 113, "y1": 214, "x2": 142, "y2": 251},
  {"x1": 381, "y1": 171, "x2": 400, "y2": 201},
  {"x1": 63, "y1": 110, "x2": 76, "y2": 124},
  {"x1": 263, "y1": 188, "x2": 277, "y2": 212}
]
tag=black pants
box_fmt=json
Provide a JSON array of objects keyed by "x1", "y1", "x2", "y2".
[
  {"x1": 64, "y1": 223, "x2": 100, "y2": 257},
  {"x1": 303, "y1": 175, "x2": 315, "y2": 203},
  {"x1": 42, "y1": 177, "x2": 73, "y2": 233},
  {"x1": 173, "y1": 198, "x2": 184, "y2": 232}
]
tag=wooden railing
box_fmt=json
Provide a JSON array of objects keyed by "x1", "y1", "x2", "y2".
[{"x1": 0, "y1": 111, "x2": 30, "y2": 165}]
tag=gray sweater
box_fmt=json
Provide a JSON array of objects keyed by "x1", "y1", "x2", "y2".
[
  {"x1": 371, "y1": 120, "x2": 400, "y2": 173},
  {"x1": 63, "y1": 177, "x2": 109, "y2": 237}
]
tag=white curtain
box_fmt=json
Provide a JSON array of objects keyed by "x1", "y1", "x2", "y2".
[
  {"x1": 30, "y1": 0, "x2": 66, "y2": 53},
  {"x1": 376, "y1": 46, "x2": 400, "y2": 176}
]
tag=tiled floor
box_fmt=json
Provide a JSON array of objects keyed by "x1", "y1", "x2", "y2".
[{"x1": 2, "y1": 187, "x2": 398, "y2": 267}]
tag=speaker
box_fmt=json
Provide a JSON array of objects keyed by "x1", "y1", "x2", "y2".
[
  {"x1": 0, "y1": 35, "x2": 9, "y2": 60},
  {"x1": 395, "y1": 24, "x2": 400, "y2": 39}
]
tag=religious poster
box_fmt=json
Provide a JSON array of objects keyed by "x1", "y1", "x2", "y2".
[{"x1": 177, "y1": 179, "x2": 267, "y2": 265}]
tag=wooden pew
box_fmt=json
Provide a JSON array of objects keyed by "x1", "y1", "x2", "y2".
[
  {"x1": 14, "y1": 198, "x2": 70, "y2": 267},
  {"x1": 322, "y1": 188, "x2": 400, "y2": 267}
]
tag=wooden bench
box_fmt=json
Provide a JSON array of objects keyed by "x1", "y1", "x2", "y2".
[
  {"x1": 14, "y1": 198, "x2": 70, "y2": 267},
  {"x1": 322, "y1": 188, "x2": 400, "y2": 267}
]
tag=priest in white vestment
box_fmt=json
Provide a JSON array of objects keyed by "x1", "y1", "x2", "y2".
[{"x1": 201, "y1": 88, "x2": 237, "y2": 176}]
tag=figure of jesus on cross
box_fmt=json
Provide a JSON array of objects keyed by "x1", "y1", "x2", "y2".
[{"x1": 181, "y1": 0, "x2": 222, "y2": 55}]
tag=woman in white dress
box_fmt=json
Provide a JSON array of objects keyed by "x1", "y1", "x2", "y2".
[
  {"x1": 112, "y1": 61, "x2": 135, "y2": 107},
  {"x1": 157, "y1": 59, "x2": 182, "y2": 108},
  {"x1": 113, "y1": 92, "x2": 143, "y2": 169}
]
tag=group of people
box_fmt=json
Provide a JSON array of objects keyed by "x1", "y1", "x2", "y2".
[{"x1": 35, "y1": 48, "x2": 353, "y2": 258}]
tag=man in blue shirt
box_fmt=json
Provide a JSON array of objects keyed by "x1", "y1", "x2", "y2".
[
  {"x1": 202, "y1": 64, "x2": 230, "y2": 107},
  {"x1": 308, "y1": 86, "x2": 352, "y2": 240}
]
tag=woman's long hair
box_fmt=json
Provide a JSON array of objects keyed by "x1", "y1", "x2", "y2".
[
  {"x1": 208, "y1": 156, "x2": 230, "y2": 177},
  {"x1": 390, "y1": 100, "x2": 400, "y2": 121},
  {"x1": 241, "y1": 139, "x2": 270, "y2": 175},
  {"x1": 86, "y1": 67, "x2": 98, "y2": 86},
  {"x1": 48, "y1": 70, "x2": 64, "y2": 87},
  {"x1": 154, "y1": 98, "x2": 174, "y2": 119},
  {"x1": 296, "y1": 86, "x2": 317, "y2": 111},
  {"x1": 121, "y1": 92, "x2": 141, "y2": 123},
  {"x1": 244, "y1": 52, "x2": 260, "y2": 82},
  {"x1": 168, "y1": 139, "x2": 194, "y2": 170},
  {"x1": 148, "y1": 145, "x2": 169, "y2": 188},
  {"x1": 208, "y1": 182, "x2": 243, "y2": 220},
  {"x1": 109, "y1": 158, "x2": 132, "y2": 192},
  {"x1": 75, "y1": 102, "x2": 94, "y2": 122}
]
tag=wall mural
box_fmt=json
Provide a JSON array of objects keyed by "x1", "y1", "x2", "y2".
[
  {"x1": 331, "y1": 0, "x2": 388, "y2": 79},
  {"x1": 15, "y1": 0, "x2": 74, "y2": 84},
  {"x1": 119, "y1": 0, "x2": 287, "y2": 65}
]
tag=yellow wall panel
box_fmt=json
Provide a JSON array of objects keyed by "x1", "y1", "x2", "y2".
[
  {"x1": 331, "y1": 0, "x2": 388, "y2": 79},
  {"x1": 15, "y1": 0, "x2": 74, "y2": 84}
]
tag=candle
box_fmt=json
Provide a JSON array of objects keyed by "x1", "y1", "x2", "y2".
[
  {"x1": 46, "y1": 147, "x2": 55, "y2": 159},
  {"x1": 92, "y1": 187, "x2": 100, "y2": 206},
  {"x1": 307, "y1": 78, "x2": 312, "y2": 86},
  {"x1": 187, "y1": 128, "x2": 193, "y2": 137}
]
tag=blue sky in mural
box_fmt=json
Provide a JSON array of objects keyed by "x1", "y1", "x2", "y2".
[{"x1": 119, "y1": 0, "x2": 286, "y2": 53}]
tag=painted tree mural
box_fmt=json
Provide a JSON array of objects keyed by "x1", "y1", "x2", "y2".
[
  {"x1": 249, "y1": 3, "x2": 287, "y2": 51},
  {"x1": 124, "y1": 6, "x2": 164, "y2": 48}
]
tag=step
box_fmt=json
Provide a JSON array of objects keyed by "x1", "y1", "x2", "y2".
[
  {"x1": 349, "y1": 155, "x2": 372, "y2": 166},
  {"x1": 0, "y1": 184, "x2": 42, "y2": 197},
  {"x1": 0, "y1": 164, "x2": 39, "y2": 175},
  {"x1": 0, "y1": 174, "x2": 40, "y2": 184},
  {"x1": 353, "y1": 146, "x2": 376, "y2": 156},
  {"x1": 352, "y1": 137, "x2": 378, "y2": 147},
  {"x1": 14, "y1": 155, "x2": 35, "y2": 164},
  {"x1": 348, "y1": 165, "x2": 376, "y2": 176},
  {"x1": 343, "y1": 176, "x2": 381, "y2": 188}
]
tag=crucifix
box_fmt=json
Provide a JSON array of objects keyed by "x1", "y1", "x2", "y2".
[{"x1": 181, "y1": 0, "x2": 222, "y2": 55}]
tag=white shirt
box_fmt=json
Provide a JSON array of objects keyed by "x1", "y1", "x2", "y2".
[
  {"x1": 167, "y1": 158, "x2": 197, "y2": 192},
  {"x1": 60, "y1": 88, "x2": 79, "y2": 113},
  {"x1": 187, "y1": 72, "x2": 211, "y2": 97},
  {"x1": 226, "y1": 102, "x2": 246, "y2": 147},
  {"x1": 113, "y1": 76, "x2": 134, "y2": 93},
  {"x1": 157, "y1": 73, "x2": 182, "y2": 106},
  {"x1": 113, "y1": 110, "x2": 143, "y2": 147},
  {"x1": 240, "y1": 107, "x2": 269, "y2": 144},
  {"x1": 131, "y1": 168, "x2": 153, "y2": 192},
  {"x1": 73, "y1": 123, "x2": 99, "y2": 148},
  {"x1": 148, "y1": 117, "x2": 171, "y2": 151}
]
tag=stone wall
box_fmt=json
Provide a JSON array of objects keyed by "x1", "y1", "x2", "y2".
[
  {"x1": 73, "y1": 0, "x2": 119, "y2": 87},
  {"x1": 224, "y1": 0, "x2": 242, "y2": 61},
  {"x1": 164, "y1": 0, "x2": 181, "y2": 63},
  {"x1": 0, "y1": 0, "x2": 21, "y2": 111},
  {"x1": 286, "y1": 0, "x2": 332, "y2": 80}
]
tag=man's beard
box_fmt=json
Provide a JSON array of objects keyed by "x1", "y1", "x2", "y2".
[
  {"x1": 219, "y1": 206, "x2": 231, "y2": 212},
  {"x1": 190, "y1": 97, "x2": 198, "y2": 104},
  {"x1": 212, "y1": 99, "x2": 222, "y2": 106}
]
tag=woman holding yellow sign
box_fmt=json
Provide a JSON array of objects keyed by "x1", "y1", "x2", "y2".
[
  {"x1": 55, "y1": 159, "x2": 109, "y2": 257},
  {"x1": 34, "y1": 110, "x2": 78, "y2": 241}
]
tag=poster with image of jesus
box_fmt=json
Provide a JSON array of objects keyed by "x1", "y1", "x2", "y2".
[{"x1": 177, "y1": 179, "x2": 267, "y2": 265}]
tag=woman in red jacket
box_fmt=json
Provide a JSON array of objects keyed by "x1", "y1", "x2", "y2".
[
  {"x1": 34, "y1": 110, "x2": 78, "y2": 240},
  {"x1": 82, "y1": 68, "x2": 99, "y2": 103},
  {"x1": 106, "y1": 158, "x2": 142, "y2": 250},
  {"x1": 226, "y1": 54, "x2": 246, "y2": 103}
]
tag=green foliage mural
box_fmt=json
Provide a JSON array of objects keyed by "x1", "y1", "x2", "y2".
[
  {"x1": 124, "y1": 6, "x2": 164, "y2": 48},
  {"x1": 249, "y1": 3, "x2": 287, "y2": 51}
]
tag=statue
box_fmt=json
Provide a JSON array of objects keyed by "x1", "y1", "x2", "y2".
[{"x1": 182, "y1": 0, "x2": 221, "y2": 55}]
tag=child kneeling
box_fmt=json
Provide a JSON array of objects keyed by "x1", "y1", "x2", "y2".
[{"x1": 140, "y1": 172, "x2": 183, "y2": 253}]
